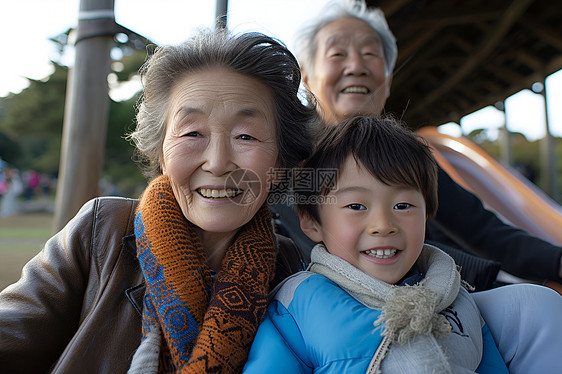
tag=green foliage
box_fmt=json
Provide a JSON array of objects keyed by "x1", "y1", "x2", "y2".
[
  {"x1": 0, "y1": 30, "x2": 150, "y2": 197},
  {"x1": 0, "y1": 63, "x2": 67, "y2": 174},
  {"x1": 0, "y1": 129, "x2": 20, "y2": 161},
  {"x1": 104, "y1": 96, "x2": 146, "y2": 196},
  {"x1": 467, "y1": 128, "x2": 562, "y2": 203}
]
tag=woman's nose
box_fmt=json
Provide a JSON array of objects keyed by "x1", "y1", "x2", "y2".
[{"x1": 201, "y1": 136, "x2": 236, "y2": 175}]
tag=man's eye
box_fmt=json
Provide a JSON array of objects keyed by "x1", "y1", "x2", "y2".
[
  {"x1": 394, "y1": 203, "x2": 411, "y2": 210},
  {"x1": 363, "y1": 50, "x2": 381, "y2": 57},
  {"x1": 346, "y1": 203, "x2": 366, "y2": 211}
]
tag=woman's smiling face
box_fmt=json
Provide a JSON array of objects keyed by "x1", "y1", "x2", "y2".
[{"x1": 161, "y1": 67, "x2": 278, "y2": 236}]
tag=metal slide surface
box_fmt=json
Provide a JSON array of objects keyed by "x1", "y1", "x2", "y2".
[{"x1": 417, "y1": 126, "x2": 562, "y2": 246}]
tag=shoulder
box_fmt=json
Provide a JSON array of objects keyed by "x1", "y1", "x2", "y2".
[
  {"x1": 271, "y1": 271, "x2": 346, "y2": 309},
  {"x1": 269, "y1": 271, "x2": 380, "y2": 328},
  {"x1": 62, "y1": 197, "x2": 139, "y2": 262},
  {"x1": 264, "y1": 272, "x2": 385, "y2": 371},
  {"x1": 70, "y1": 196, "x2": 137, "y2": 223},
  {"x1": 58, "y1": 197, "x2": 137, "y2": 239},
  {"x1": 88, "y1": 196, "x2": 138, "y2": 221},
  {"x1": 73, "y1": 197, "x2": 138, "y2": 232}
]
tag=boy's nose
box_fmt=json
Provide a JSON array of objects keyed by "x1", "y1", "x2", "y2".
[{"x1": 369, "y1": 213, "x2": 397, "y2": 236}]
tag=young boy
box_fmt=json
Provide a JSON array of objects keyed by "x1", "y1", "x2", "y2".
[{"x1": 244, "y1": 117, "x2": 508, "y2": 373}]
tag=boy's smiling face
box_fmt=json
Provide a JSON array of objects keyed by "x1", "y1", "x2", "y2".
[{"x1": 300, "y1": 155, "x2": 427, "y2": 284}]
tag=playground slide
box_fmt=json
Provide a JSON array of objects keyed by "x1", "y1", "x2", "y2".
[{"x1": 417, "y1": 126, "x2": 562, "y2": 246}]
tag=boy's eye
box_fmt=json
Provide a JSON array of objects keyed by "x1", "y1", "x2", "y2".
[
  {"x1": 394, "y1": 202, "x2": 412, "y2": 210},
  {"x1": 346, "y1": 203, "x2": 366, "y2": 211}
]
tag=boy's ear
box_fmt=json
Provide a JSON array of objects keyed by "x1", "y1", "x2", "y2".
[{"x1": 299, "y1": 213, "x2": 323, "y2": 243}]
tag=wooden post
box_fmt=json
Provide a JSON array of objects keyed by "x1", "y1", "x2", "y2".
[{"x1": 53, "y1": 0, "x2": 115, "y2": 231}]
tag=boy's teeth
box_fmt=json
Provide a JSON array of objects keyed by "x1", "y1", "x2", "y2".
[
  {"x1": 199, "y1": 188, "x2": 239, "y2": 199},
  {"x1": 364, "y1": 249, "x2": 397, "y2": 259}
]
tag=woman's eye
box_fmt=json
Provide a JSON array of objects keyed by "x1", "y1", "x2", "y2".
[
  {"x1": 394, "y1": 202, "x2": 412, "y2": 210},
  {"x1": 346, "y1": 203, "x2": 366, "y2": 211},
  {"x1": 238, "y1": 134, "x2": 255, "y2": 141},
  {"x1": 183, "y1": 131, "x2": 199, "y2": 137}
]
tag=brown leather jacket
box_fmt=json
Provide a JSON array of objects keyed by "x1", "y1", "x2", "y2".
[{"x1": 0, "y1": 197, "x2": 305, "y2": 373}]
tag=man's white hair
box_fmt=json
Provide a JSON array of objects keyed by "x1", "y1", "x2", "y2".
[{"x1": 295, "y1": 0, "x2": 397, "y2": 77}]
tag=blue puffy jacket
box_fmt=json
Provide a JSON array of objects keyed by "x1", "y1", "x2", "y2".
[{"x1": 244, "y1": 272, "x2": 508, "y2": 373}]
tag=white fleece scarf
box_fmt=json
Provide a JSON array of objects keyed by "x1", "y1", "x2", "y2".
[{"x1": 309, "y1": 243, "x2": 464, "y2": 373}]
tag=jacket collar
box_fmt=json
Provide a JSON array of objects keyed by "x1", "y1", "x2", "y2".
[{"x1": 123, "y1": 234, "x2": 145, "y2": 316}]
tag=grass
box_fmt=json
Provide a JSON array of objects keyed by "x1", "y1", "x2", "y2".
[{"x1": 0, "y1": 213, "x2": 54, "y2": 290}]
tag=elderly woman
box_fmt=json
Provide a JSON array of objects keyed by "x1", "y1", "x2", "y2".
[
  {"x1": 0, "y1": 31, "x2": 318, "y2": 373},
  {"x1": 270, "y1": 1, "x2": 562, "y2": 373}
]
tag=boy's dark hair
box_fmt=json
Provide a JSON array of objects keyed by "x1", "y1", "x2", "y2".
[{"x1": 295, "y1": 116, "x2": 438, "y2": 223}]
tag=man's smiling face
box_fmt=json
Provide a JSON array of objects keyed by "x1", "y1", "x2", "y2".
[{"x1": 303, "y1": 17, "x2": 391, "y2": 124}]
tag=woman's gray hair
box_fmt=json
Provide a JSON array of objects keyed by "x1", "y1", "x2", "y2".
[
  {"x1": 129, "y1": 30, "x2": 320, "y2": 179},
  {"x1": 295, "y1": 0, "x2": 397, "y2": 78}
]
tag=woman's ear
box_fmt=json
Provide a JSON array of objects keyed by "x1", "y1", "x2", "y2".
[
  {"x1": 299, "y1": 213, "x2": 323, "y2": 243},
  {"x1": 160, "y1": 156, "x2": 167, "y2": 175}
]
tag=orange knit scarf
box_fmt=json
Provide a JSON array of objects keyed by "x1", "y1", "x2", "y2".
[{"x1": 134, "y1": 175, "x2": 276, "y2": 373}]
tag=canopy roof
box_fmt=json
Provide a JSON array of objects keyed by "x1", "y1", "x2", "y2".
[{"x1": 368, "y1": 0, "x2": 562, "y2": 127}]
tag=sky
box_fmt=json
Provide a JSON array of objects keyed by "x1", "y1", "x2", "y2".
[{"x1": 1, "y1": 0, "x2": 561, "y2": 141}]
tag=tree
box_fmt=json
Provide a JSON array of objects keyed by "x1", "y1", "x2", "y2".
[
  {"x1": 0, "y1": 29, "x2": 151, "y2": 197},
  {"x1": 0, "y1": 62, "x2": 67, "y2": 174},
  {"x1": 0, "y1": 130, "x2": 20, "y2": 162}
]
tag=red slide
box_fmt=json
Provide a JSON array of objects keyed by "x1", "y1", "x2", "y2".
[
  {"x1": 417, "y1": 126, "x2": 562, "y2": 246},
  {"x1": 417, "y1": 127, "x2": 562, "y2": 293}
]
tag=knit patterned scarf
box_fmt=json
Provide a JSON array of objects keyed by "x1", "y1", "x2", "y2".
[{"x1": 132, "y1": 175, "x2": 276, "y2": 373}]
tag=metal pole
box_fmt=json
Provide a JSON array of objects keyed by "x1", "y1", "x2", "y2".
[
  {"x1": 215, "y1": 0, "x2": 228, "y2": 30},
  {"x1": 539, "y1": 80, "x2": 557, "y2": 199},
  {"x1": 497, "y1": 101, "x2": 512, "y2": 165},
  {"x1": 54, "y1": 0, "x2": 115, "y2": 231}
]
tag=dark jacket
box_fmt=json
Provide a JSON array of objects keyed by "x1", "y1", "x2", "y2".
[
  {"x1": 0, "y1": 197, "x2": 305, "y2": 374},
  {"x1": 427, "y1": 169, "x2": 562, "y2": 283}
]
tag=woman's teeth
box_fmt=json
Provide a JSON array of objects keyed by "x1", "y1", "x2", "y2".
[
  {"x1": 198, "y1": 188, "x2": 240, "y2": 199},
  {"x1": 364, "y1": 249, "x2": 397, "y2": 259}
]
